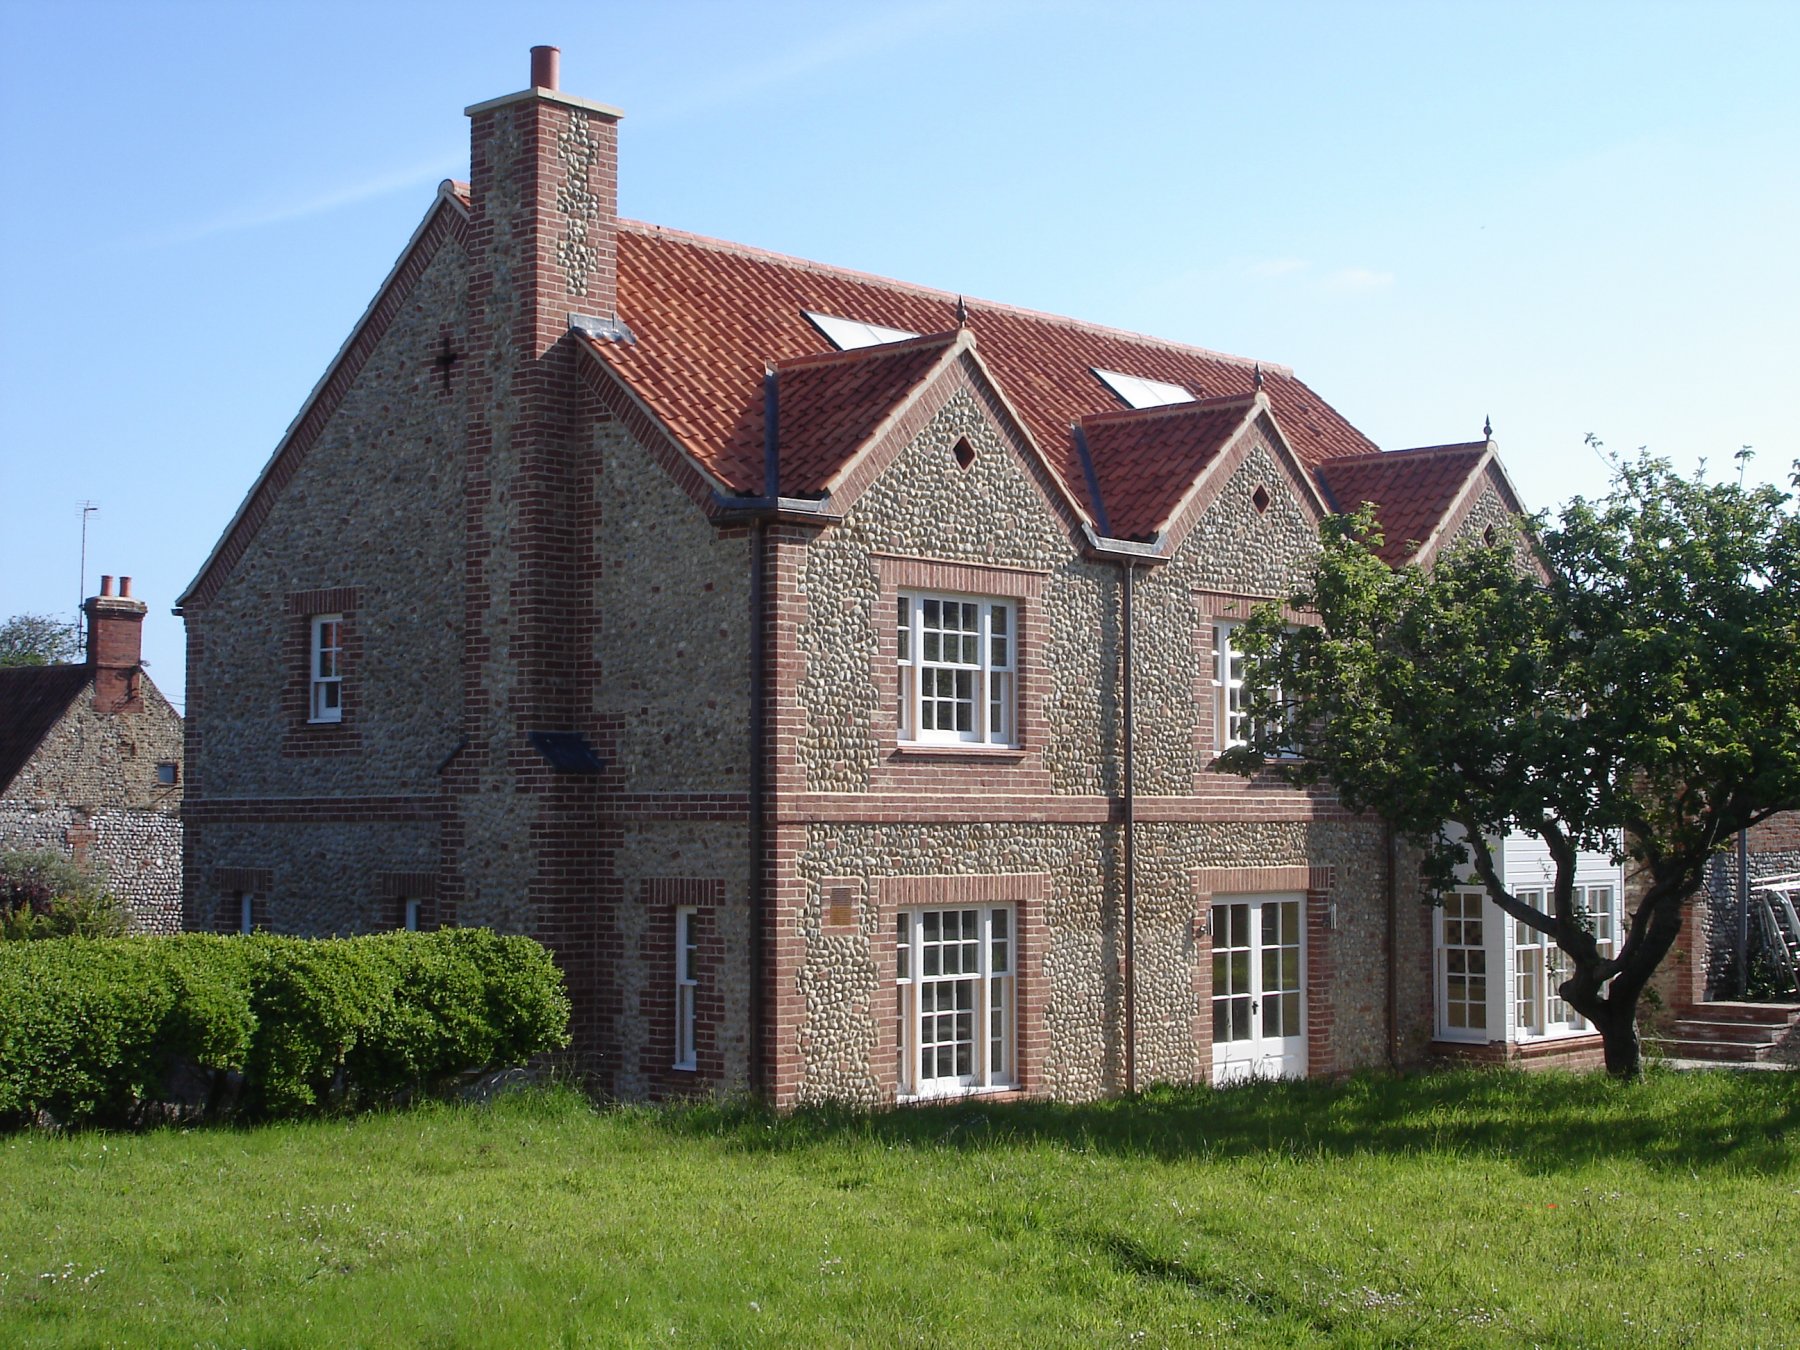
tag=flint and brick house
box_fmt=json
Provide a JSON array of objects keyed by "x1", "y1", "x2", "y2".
[
  {"x1": 178, "y1": 49, "x2": 1622, "y2": 1103},
  {"x1": 1, "y1": 577, "x2": 184, "y2": 932}
]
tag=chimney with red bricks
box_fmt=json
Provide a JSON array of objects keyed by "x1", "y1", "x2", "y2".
[
  {"x1": 84, "y1": 574, "x2": 146, "y2": 714},
  {"x1": 464, "y1": 45, "x2": 623, "y2": 355}
]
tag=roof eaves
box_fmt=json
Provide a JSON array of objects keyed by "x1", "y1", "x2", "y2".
[{"x1": 176, "y1": 188, "x2": 469, "y2": 612}]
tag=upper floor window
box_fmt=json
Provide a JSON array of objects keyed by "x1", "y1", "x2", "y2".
[
  {"x1": 310, "y1": 615, "x2": 343, "y2": 723},
  {"x1": 1212, "y1": 621, "x2": 1250, "y2": 751},
  {"x1": 897, "y1": 594, "x2": 1015, "y2": 747}
]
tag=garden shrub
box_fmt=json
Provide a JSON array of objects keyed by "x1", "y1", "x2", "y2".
[
  {"x1": 0, "y1": 930, "x2": 570, "y2": 1128},
  {"x1": 0, "y1": 849, "x2": 128, "y2": 940}
]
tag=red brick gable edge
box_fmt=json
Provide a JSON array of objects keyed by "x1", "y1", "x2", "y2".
[
  {"x1": 822, "y1": 336, "x2": 1095, "y2": 542},
  {"x1": 1157, "y1": 404, "x2": 1333, "y2": 557},
  {"x1": 177, "y1": 189, "x2": 472, "y2": 611},
  {"x1": 1409, "y1": 449, "x2": 1532, "y2": 570}
]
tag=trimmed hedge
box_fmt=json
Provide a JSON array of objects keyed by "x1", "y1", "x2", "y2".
[{"x1": 0, "y1": 930, "x2": 571, "y2": 1127}]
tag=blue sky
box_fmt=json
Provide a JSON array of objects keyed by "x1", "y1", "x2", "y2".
[{"x1": 2, "y1": 0, "x2": 1795, "y2": 710}]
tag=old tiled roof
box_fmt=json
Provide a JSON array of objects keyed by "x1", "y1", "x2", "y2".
[
  {"x1": 1316, "y1": 442, "x2": 1490, "y2": 565},
  {"x1": 732, "y1": 332, "x2": 961, "y2": 496},
  {"x1": 1077, "y1": 394, "x2": 1259, "y2": 541},
  {"x1": 0, "y1": 665, "x2": 88, "y2": 793},
  {"x1": 586, "y1": 223, "x2": 1379, "y2": 527}
]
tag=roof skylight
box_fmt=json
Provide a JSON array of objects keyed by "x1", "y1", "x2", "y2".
[
  {"x1": 1093, "y1": 368, "x2": 1194, "y2": 410},
  {"x1": 804, "y1": 311, "x2": 921, "y2": 351}
]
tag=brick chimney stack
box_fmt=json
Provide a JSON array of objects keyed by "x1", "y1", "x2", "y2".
[
  {"x1": 464, "y1": 45, "x2": 624, "y2": 354},
  {"x1": 84, "y1": 574, "x2": 147, "y2": 713}
]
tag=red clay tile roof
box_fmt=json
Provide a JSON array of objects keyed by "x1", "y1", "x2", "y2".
[
  {"x1": 721, "y1": 332, "x2": 961, "y2": 496},
  {"x1": 587, "y1": 222, "x2": 1379, "y2": 525},
  {"x1": 1316, "y1": 442, "x2": 1490, "y2": 565},
  {"x1": 0, "y1": 664, "x2": 89, "y2": 793},
  {"x1": 1078, "y1": 394, "x2": 1259, "y2": 541}
]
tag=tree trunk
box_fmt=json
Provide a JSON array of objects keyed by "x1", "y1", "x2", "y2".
[{"x1": 1592, "y1": 997, "x2": 1642, "y2": 1080}]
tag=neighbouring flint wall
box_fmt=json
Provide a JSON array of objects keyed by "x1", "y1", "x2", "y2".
[
  {"x1": 2, "y1": 676, "x2": 184, "y2": 933},
  {"x1": 182, "y1": 218, "x2": 468, "y2": 934},
  {"x1": 1700, "y1": 812, "x2": 1800, "y2": 998}
]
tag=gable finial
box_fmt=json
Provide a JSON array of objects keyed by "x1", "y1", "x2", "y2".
[
  {"x1": 1483, "y1": 413, "x2": 1493, "y2": 441},
  {"x1": 1253, "y1": 363, "x2": 1265, "y2": 392},
  {"x1": 955, "y1": 295, "x2": 969, "y2": 327}
]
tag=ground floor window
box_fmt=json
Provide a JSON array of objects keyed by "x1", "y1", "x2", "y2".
[
  {"x1": 1513, "y1": 884, "x2": 1617, "y2": 1037},
  {"x1": 895, "y1": 905, "x2": 1013, "y2": 1097},
  {"x1": 1211, "y1": 894, "x2": 1306, "y2": 1082},
  {"x1": 1437, "y1": 890, "x2": 1489, "y2": 1039},
  {"x1": 674, "y1": 907, "x2": 698, "y2": 1071}
]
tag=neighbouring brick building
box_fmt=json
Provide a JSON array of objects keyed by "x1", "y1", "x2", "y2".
[
  {"x1": 1, "y1": 577, "x2": 184, "y2": 933},
  {"x1": 178, "y1": 49, "x2": 1630, "y2": 1103}
]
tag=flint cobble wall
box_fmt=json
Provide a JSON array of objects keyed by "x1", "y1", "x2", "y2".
[
  {"x1": 184, "y1": 232, "x2": 468, "y2": 933},
  {"x1": 781, "y1": 386, "x2": 1394, "y2": 1103}
]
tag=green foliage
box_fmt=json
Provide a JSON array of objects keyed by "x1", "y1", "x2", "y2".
[
  {"x1": 0, "y1": 612, "x2": 81, "y2": 667},
  {"x1": 0, "y1": 930, "x2": 570, "y2": 1127},
  {"x1": 0, "y1": 849, "x2": 128, "y2": 941},
  {"x1": 1221, "y1": 450, "x2": 1800, "y2": 1074}
]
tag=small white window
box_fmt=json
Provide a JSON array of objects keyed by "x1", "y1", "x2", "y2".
[
  {"x1": 1211, "y1": 621, "x2": 1296, "y2": 756},
  {"x1": 896, "y1": 594, "x2": 1016, "y2": 747},
  {"x1": 239, "y1": 893, "x2": 255, "y2": 936},
  {"x1": 674, "y1": 907, "x2": 698, "y2": 1070},
  {"x1": 1213, "y1": 622, "x2": 1250, "y2": 751},
  {"x1": 309, "y1": 615, "x2": 343, "y2": 723},
  {"x1": 403, "y1": 898, "x2": 421, "y2": 932},
  {"x1": 1092, "y1": 368, "x2": 1193, "y2": 409},
  {"x1": 896, "y1": 905, "x2": 1014, "y2": 1097}
]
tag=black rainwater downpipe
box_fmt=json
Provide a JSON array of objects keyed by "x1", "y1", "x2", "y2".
[
  {"x1": 1384, "y1": 821, "x2": 1399, "y2": 1068},
  {"x1": 748, "y1": 366, "x2": 778, "y2": 1095},
  {"x1": 1737, "y1": 828, "x2": 1750, "y2": 998},
  {"x1": 1122, "y1": 561, "x2": 1137, "y2": 1097}
]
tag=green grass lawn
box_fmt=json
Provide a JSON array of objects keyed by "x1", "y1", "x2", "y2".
[{"x1": 2, "y1": 1069, "x2": 1796, "y2": 1348}]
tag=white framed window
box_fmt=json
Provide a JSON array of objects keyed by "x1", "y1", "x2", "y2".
[
  {"x1": 1436, "y1": 890, "x2": 1489, "y2": 1040},
  {"x1": 403, "y1": 898, "x2": 421, "y2": 932},
  {"x1": 1212, "y1": 621, "x2": 1250, "y2": 751},
  {"x1": 674, "y1": 907, "x2": 698, "y2": 1070},
  {"x1": 896, "y1": 594, "x2": 1015, "y2": 747},
  {"x1": 309, "y1": 615, "x2": 343, "y2": 723},
  {"x1": 1513, "y1": 885, "x2": 1618, "y2": 1038},
  {"x1": 1211, "y1": 620, "x2": 1298, "y2": 756},
  {"x1": 895, "y1": 905, "x2": 1013, "y2": 1097},
  {"x1": 239, "y1": 893, "x2": 255, "y2": 936}
]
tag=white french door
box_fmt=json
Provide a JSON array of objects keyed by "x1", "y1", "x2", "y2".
[{"x1": 1211, "y1": 894, "x2": 1307, "y2": 1084}]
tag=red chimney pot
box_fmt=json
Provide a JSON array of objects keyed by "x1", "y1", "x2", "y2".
[
  {"x1": 530, "y1": 45, "x2": 560, "y2": 91},
  {"x1": 120, "y1": 576, "x2": 133, "y2": 598},
  {"x1": 100, "y1": 575, "x2": 114, "y2": 597}
]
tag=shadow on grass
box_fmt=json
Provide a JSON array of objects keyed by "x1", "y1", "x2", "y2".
[{"x1": 645, "y1": 1067, "x2": 1799, "y2": 1176}]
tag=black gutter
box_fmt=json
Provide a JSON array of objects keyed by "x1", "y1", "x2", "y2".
[
  {"x1": 1385, "y1": 820, "x2": 1399, "y2": 1068},
  {"x1": 1122, "y1": 561, "x2": 1137, "y2": 1097}
]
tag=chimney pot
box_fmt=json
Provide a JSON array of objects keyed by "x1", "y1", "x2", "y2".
[
  {"x1": 100, "y1": 575, "x2": 114, "y2": 597},
  {"x1": 120, "y1": 576, "x2": 133, "y2": 598},
  {"x1": 530, "y1": 45, "x2": 560, "y2": 91}
]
